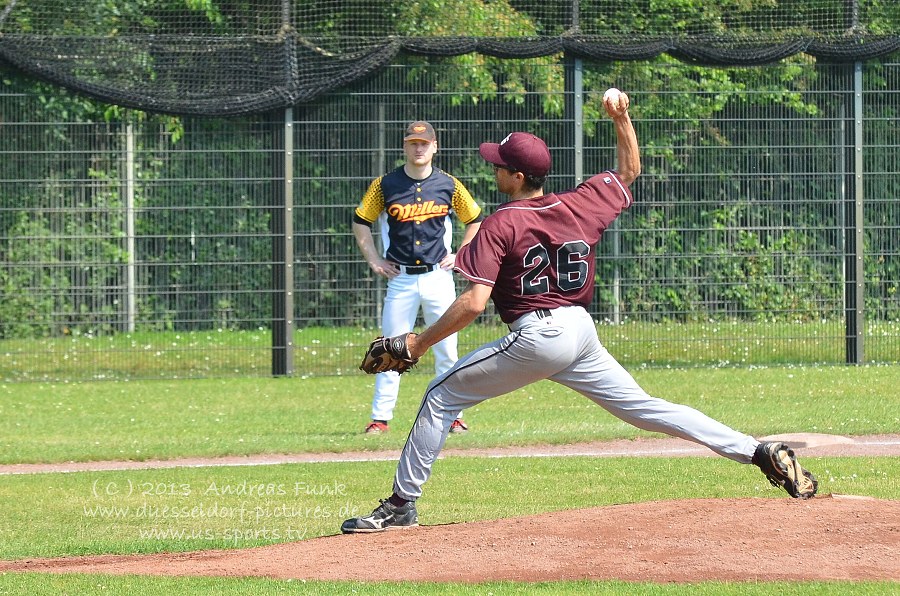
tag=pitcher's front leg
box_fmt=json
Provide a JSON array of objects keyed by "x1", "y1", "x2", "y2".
[{"x1": 392, "y1": 330, "x2": 547, "y2": 500}]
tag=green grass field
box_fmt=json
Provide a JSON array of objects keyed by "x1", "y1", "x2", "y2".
[
  {"x1": 0, "y1": 366, "x2": 898, "y2": 594},
  {"x1": 2, "y1": 366, "x2": 899, "y2": 464},
  {"x1": 2, "y1": 319, "x2": 898, "y2": 381}
]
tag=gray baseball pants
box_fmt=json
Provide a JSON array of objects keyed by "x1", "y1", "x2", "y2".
[{"x1": 393, "y1": 305, "x2": 759, "y2": 501}]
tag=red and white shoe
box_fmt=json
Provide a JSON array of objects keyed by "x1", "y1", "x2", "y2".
[
  {"x1": 365, "y1": 421, "x2": 388, "y2": 434},
  {"x1": 449, "y1": 419, "x2": 469, "y2": 434}
]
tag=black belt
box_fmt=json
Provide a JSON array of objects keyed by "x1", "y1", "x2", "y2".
[{"x1": 399, "y1": 264, "x2": 437, "y2": 275}]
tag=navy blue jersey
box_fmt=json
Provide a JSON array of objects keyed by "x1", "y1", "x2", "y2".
[{"x1": 355, "y1": 167, "x2": 481, "y2": 266}]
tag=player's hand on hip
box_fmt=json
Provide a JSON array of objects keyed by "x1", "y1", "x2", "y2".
[
  {"x1": 439, "y1": 253, "x2": 455, "y2": 270},
  {"x1": 370, "y1": 259, "x2": 399, "y2": 279}
]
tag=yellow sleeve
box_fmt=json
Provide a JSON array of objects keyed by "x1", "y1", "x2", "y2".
[
  {"x1": 450, "y1": 177, "x2": 482, "y2": 224},
  {"x1": 355, "y1": 177, "x2": 385, "y2": 223}
]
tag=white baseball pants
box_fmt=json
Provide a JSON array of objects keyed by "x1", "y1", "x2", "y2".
[{"x1": 372, "y1": 267, "x2": 460, "y2": 422}]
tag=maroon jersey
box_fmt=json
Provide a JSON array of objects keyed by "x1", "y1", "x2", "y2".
[{"x1": 455, "y1": 171, "x2": 633, "y2": 323}]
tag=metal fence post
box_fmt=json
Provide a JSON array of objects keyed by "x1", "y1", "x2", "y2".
[
  {"x1": 125, "y1": 122, "x2": 136, "y2": 333},
  {"x1": 272, "y1": 107, "x2": 295, "y2": 376},
  {"x1": 374, "y1": 103, "x2": 386, "y2": 321},
  {"x1": 844, "y1": 62, "x2": 865, "y2": 364},
  {"x1": 568, "y1": 58, "x2": 584, "y2": 185},
  {"x1": 565, "y1": 0, "x2": 583, "y2": 186}
]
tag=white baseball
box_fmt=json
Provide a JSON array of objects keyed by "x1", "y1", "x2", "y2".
[{"x1": 603, "y1": 87, "x2": 622, "y2": 110}]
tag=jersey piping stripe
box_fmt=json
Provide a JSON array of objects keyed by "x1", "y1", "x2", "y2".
[
  {"x1": 496, "y1": 200, "x2": 562, "y2": 213},
  {"x1": 604, "y1": 170, "x2": 633, "y2": 208},
  {"x1": 454, "y1": 268, "x2": 495, "y2": 287}
]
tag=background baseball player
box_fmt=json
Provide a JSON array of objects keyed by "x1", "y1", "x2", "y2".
[
  {"x1": 352, "y1": 120, "x2": 483, "y2": 434},
  {"x1": 345, "y1": 90, "x2": 817, "y2": 532}
]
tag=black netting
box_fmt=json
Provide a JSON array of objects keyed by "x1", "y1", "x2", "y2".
[
  {"x1": 475, "y1": 38, "x2": 565, "y2": 59},
  {"x1": 668, "y1": 39, "x2": 813, "y2": 67},
  {"x1": 808, "y1": 36, "x2": 900, "y2": 61},
  {"x1": 1, "y1": 0, "x2": 898, "y2": 116},
  {"x1": 564, "y1": 38, "x2": 674, "y2": 62}
]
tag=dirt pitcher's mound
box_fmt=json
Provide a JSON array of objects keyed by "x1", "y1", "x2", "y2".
[{"x1": 3, "y1": 495, "x2": 898, "y2": 583}]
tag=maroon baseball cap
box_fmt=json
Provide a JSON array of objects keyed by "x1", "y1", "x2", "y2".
[
  {"x1": 403, "y1": 121, "x2": 436, "y2": 142},
  {"x1": 479, "y1": 132, "x2": 551, "y2": 177}
]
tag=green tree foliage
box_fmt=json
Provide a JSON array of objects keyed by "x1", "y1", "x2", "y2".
[
  {"x1": 0, "y1": 214, "x2": 61, "y2": 339},
  {"x1": 394, "y1": 0, "x2": 565, "y2": 115},
  {"x1": 0, "y1": 78, "x2": 134, "y2": 337},
  {"x1": 132, "y1": 118, "x2": 274, "y2": 331}
]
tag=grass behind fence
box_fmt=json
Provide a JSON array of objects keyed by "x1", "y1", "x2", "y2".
[{"x1": 2, "y1": 319, "x2": 899, "y2": 381}]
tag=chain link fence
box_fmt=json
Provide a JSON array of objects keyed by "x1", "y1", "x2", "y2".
[{"x1": 1, "y1": 57, "x2": 898, "y2": 381}]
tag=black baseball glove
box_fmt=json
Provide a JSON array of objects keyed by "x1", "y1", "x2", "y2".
[{"x1": 359, "y1": 333, "x2": 419, "y2": 374}]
